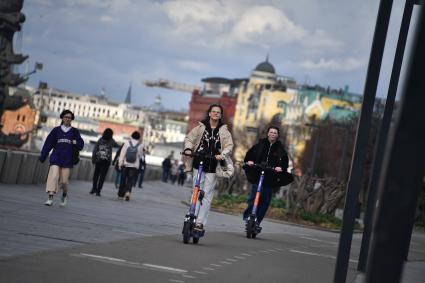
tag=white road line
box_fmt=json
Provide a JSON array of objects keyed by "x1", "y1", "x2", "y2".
[
  {"x1": 113, "y1": 229, "x2": 152, "y2": 237},
  {"x1": 210, "y1": 264, "x2": 221, "y2": 267},
  {"x1": 220, "y1": 261, "x2": 232, "y2": 265},
  {"x1": 169, "y1": 280, "x2": 185, "y2": 283},
  {"x1": 267, "y1": 249, "x2": 278, "y2": 253},
  {"x1": 225, "y1": 258, "x2": 237, "y2": 262},
  {"x1": 142, "y1": 263, "x2": 188, "y2": 273},
  {"x1": 234, "y1": 256, "x2": 245, "y2": 259},
  {"x1": 289, "y1": 249, "x2": 358, "y2": 263},
  {"x1": 194, "y1": 271, "x2": 208, "y2": 275},
  {"x1": 73, "y1": 253, "x2": 188, "y2": 274},
  {"x1": 182, "y1": 274, "x2": 196, "y2": 279},
  {"x1": 77, "y1": 253, "x2": 128, "y2": 263},
  {"x1": 260, "y1": 250, "x2": 270, "y2": 253},
  {"x1": 300, "y1": 236, "x2": 337, "y2": 245},
  {"x1": 202, "y1": 267, "x2": 215, "y2": 271},
  {"x1": 241, "y1": 253, "x2": 252, "y2": 256}
]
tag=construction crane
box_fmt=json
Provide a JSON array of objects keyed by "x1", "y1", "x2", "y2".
[{"x1": 143, "y1": 79, "x2": 201, "y2": 93}]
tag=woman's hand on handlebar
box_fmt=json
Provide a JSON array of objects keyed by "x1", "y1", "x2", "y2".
[
  {"x1": 274, "y1": 167, "x2": 283, "y2": 172},
  {"x1": 215, "y1": 155, "x2": 223, "y2": 161},
  {"x1": 247, "y1": 161, "x2": 254, "y2": 166}
]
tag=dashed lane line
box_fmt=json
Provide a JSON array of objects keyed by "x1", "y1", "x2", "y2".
[
  {"x1": 210, "y1": 264, "x2": 221, "y2": 267},
  {"x1": 194, "y1": 271, "x2": 208, "y2": 275},
  {"x1": 289, "y1": 249, "x2": 358, "y2": 263},
  {"x1": 169, "y1": 280, "x2": 185, "y2": 283},
  {"x1": 220, "y1": 261, "x2": 233, "y2": 265},
  {"x1": 202, "y1": 267, "x2": 215, "y2": 271},
  {"x1": 72, "y1": 253, "x2": 188, "y2": 274}
]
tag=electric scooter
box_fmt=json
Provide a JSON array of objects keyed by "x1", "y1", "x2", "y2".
[
  {"x1": 181, "y1": 149, "x2": 216, "y2": 244},
  {"x1": 243, "y1": 162, "x2": 275, "y2": 239}
]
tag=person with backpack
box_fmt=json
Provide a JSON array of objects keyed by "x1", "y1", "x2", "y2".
[
  {"x1": 118, "y1": 131, "x2": 144, "y2": 201},
  {"x1": 90, "y1": 128, "x2": 119, "y2": 196},
  {"x1": 39, "y1": 110, "x2": 84, "y2": 206}
]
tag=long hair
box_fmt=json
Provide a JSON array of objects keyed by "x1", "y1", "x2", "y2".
[
  {"x1": 201, "y1": 104, "x2": 224, "y2": 126},
  {"x1": 102, "y1": 128, "x2": 113, "y2": 140}
]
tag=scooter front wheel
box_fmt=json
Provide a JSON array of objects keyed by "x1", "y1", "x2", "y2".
[
  {"x1": 246, "y1": 219, "x2": 255, "y2": 238},
  {"x1": 182, "y1": 221, "x2": 191, "y2": 244},
  {"x1": 192, "y1": 237, "x2": 199, "y2": 244}
]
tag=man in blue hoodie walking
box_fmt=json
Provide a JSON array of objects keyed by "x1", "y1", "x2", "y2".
[{"x1": 39, "y1": 110, "x2": 84, "y2": 206}]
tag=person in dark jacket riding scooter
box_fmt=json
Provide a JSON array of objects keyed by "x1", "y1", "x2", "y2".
[{"x1": 243, "y1": 126, "x2": 293, "y2": 227}]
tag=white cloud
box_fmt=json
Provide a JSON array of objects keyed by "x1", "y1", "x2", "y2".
[
  {"x1": 99, "y1": 15, "x2": 114, "y2": 23},
  {"x1": 300, "y1": 58, "x2": 365, "y2": 71},
  {"x1": 162, "y1": 0, "x2": 233, "y2": 35},
  {"x1": 176, "y1": 60, "x2": 211, "y2": 71},
  {"x1": 229, "y1": 5, "x2": 306, "y2": 45}
]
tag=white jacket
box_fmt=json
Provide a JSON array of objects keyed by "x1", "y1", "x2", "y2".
[{"x1": 118, "y1": 139, "x2": 144, "y2": 169}]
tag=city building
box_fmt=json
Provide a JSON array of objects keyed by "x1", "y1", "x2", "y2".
[{"x1": 187, "y1": 77, "x2": 245, "y2": 132}]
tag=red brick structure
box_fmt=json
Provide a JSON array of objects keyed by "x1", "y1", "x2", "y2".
[
  {"x1": 187, "y1": 76, "x2": 246, "y2": 132},
  {"x1": 98, "y1": 121, "x2": 144, "y2": 140}
]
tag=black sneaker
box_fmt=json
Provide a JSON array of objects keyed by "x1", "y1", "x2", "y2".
[
  {"x1": 89, "y1": 189, "x2": 95, "y2": 195},
  {"x1": 95, "y1": 192, "x2": 101, "y2": 197}
]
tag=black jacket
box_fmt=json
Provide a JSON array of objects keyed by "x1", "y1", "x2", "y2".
[{"x1": 244, "y1": 138, "x2": 293, "y2": 187}]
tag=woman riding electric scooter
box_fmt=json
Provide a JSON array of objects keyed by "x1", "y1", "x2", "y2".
[
  {"x1": 182, "y1": 104, "x2": 233, "y2": 242},
  {"x1": 243, "y1": 126, "x2": 293, "y2": 237}
]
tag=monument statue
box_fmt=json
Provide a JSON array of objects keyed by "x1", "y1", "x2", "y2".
[{"x1": 0, "y1": 0, "x2": 31, "y2": 147}]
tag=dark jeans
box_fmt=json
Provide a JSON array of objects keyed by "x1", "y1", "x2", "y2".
[
  {"x1": 92, "y1": 160, "x2": 110, "y2": 193},
  {"x1": 243, "y1": 184, "x2": 273, "y2": 224},
  {"x1": 162, "y1": 169, "x2": 170, "y2": 182},
  {"x1": 118, "y1": 167, "x2": 138, "y2": 197},
  {"x1": 137, "y1": 168, "x2": 145, "y2": 187},
  {"x1": 177, "y1": 173, "x2": 186, "y2": 186}
]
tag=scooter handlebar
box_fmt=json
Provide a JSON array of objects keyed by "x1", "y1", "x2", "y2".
[
  {"x1": 243, "y1": 162, "x2": 276, "y2": 171},
  {"x1": 181, "y1": 149, "x2": 217, "y2": 160}
]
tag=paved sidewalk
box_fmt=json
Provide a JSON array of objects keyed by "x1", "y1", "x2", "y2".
[{"x1": 0, "y1": 180, "x2": 424, "y2": 282}]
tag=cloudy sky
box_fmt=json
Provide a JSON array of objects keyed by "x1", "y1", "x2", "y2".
[{"x1": 19, "y1": 0, "x2": 410, "y2": 111}]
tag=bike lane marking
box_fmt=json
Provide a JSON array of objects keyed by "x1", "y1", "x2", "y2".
[
  {"x1": 289, "y1": 249, "x2": 358, "y2": 263},
  {"x1": 72, "y1": 253, "x2": 188, "y2": 273}
]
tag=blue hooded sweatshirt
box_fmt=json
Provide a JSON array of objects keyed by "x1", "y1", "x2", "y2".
[{"x1": 39, "y1": 126, "x2": 84, "y2": 168}]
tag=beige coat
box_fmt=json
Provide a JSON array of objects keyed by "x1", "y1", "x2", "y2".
[{"x1": 184, "y1": 122, "x2": 233, "y2": 172}]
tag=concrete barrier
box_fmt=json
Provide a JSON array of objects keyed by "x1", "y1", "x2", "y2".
[
  {"x1": 0, "y1": 150, "x2": 163, "y2": 185},
  {"x1": 0, "y1": 151, "x2": 23, "y2": 184},
  {"x1": 18, "y1": 154, "x2": 39, "y2": 184}
]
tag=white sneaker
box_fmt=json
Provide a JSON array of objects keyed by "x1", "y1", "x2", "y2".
[
  {"x1": 60, "y1": 196, "x2": 67, "y2": 207},
  {"x1": 45, "y1": 199, "x2": 53, "y2": 206}
]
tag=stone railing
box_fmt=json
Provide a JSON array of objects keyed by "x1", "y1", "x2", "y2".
[{"x1": 0, "y1": 149, "x2": 162, "y2": 184}]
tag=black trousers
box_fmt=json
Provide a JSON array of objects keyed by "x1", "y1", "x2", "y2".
[
  {"x1": 92, "y1": 160, "x2": 110, "y2": 193},
  {"x1": 118, "y1": 167, "x2": 138, "y2": 197}
]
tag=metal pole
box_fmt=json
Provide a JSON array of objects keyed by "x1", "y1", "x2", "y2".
[
  {"x1": 366, "y1": 5, "x2": 425, "y2": 281},
  {"x1": 357, "y1": 0, "x2": 414, "y2": 272},
  {"x1": 333, "y1": 0, "x2": 393, "y2": 282},
  {"x1": 337, "y1": 128, "x2": 348, "y2": 182}
]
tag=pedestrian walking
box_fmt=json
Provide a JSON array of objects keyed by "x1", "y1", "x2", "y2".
[
  {"x1": 161, "y1": 154, "x2": 172, "y2": 182},
  {"x1": 137, "y1": 148, "x2": 147, "y2": 188},
  {"x1": 170, "y1": 159, "x2": 178, "y2": 184},
  {"x1": 112, "y1": 144, "x2": 123, "y2": 189},
  {"x1": 38, "y1": 110, "x2": 84, "y2": 206},
  {"x1": 177, "y1": 161, "x2": 186, "y2": 186},
  {"x1": 118, "y1": 131, "x2": 144, "y2": 201},
  {"x1": 90, "y1": 128, "x2": 119, "y2": 196}
]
